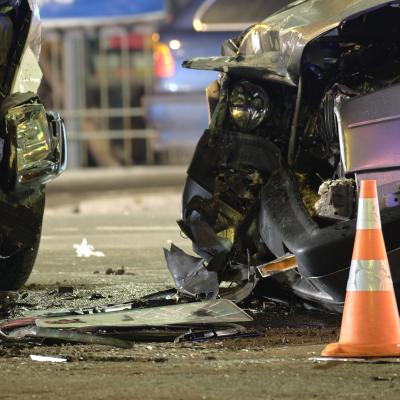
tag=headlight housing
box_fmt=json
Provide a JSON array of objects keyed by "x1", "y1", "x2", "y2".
[
  {"x1": 1, "y1": 95, "x2": 67, "y2": 192},
  {"x1": 229, "y1": 81, "x2": 270, "y2": 132}
]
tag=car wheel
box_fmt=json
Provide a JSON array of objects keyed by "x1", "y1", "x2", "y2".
[{"x1": 0, "y1": 193, "x2": 45, "y2": 290}]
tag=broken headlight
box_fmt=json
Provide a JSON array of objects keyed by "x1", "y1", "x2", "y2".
[
  {"x1": 2, "y1": 101, "x2": 67, "y2": 192},
  {"x1": 229, "y1": 81, "x2": 270, "y2": 132}
]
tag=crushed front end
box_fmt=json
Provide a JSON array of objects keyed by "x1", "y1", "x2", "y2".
[{"x1": 165, "y1": 0, "x2": 400, "y2": 311}]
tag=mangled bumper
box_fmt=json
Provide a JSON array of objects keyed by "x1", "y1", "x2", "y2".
[{"x1": 259, "y1": 167, "x2": 400, "y2": 303}]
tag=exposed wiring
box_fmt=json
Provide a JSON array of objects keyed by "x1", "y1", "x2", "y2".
[{"x1": 294, "y1": 265, "x2": 350, "y2": 280}]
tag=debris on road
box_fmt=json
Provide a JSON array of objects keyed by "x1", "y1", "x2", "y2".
[
  {"x1": 57, "y1": 286, "x2": 74, "y2": 295},
  {"x1": 88, "y1": 292, "x2": 106, "y2": 300},
  {"x1": 73, "y1": 238, "x2": 105, "y2": 258},
  {"x1": 164, "y1": 243, "x2": 219, "y2": 300},
  {"x1": 0, "y1": 299, "x2": 254, "y2": 347},
  {"x1": 48, "y1": 286, "x2": 74, "y2": 296},
  {"x1": 175, "y1": 324, "x2": 257, "y2": 343},
  {"x1": 36, "y1": 299, "x2": 252, "y2": 329},
  {"x1": 105, "y1": 267, "x2": 125, "y2": 275},
  {"x1": 22, "y1": 326, "x2": 132, "y2": 348},
  {"x1": 0, "y1": 292, "x2": 19, "y2": 318},
  {"x1": 30, "y1": 355, "x2": 68, "y2": 363}
]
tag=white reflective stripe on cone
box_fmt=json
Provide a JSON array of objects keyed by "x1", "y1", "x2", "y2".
[
  {"x1": 356, "y1": 198, "x2": 381, "y2": 230},
  {"x1": 347, "y1": 260, "x2": 393, "y2": 291}
]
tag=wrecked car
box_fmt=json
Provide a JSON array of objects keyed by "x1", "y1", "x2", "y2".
[
  {"x1": 0, "y1": 0, "x2": 66, "y2": 289},
  {"x1": 165, "y1": 0, "x2": 400, "y2": 311}
]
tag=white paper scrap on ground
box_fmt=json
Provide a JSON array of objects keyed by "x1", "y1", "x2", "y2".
[
  {"x1": 73, "y1": 238, "x2": 105, "y2": 258},
  {"x1": 30, "y1": 355, "x2": 67, "y2": 363}
]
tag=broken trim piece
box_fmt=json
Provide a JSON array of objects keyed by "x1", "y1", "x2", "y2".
[{"x1": 257, "y1": 254, "x2": 297, "y2": 278}]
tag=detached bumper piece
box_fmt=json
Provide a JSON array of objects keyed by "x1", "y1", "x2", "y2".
[{"x1": 2, "y1": 100, "x2": 67, "y2": 192}]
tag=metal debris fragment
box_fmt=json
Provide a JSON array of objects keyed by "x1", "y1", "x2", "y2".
[{"x1": 164, "y1": 243, "x2": 219, "y2": 299}]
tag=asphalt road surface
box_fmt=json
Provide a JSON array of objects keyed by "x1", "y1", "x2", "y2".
[
  {"x1": 1, "y1": 188, "x2": 400, "y2": 400},
  {"x1": 31, "y1": 189, "x2": 185, "y2": 292}
]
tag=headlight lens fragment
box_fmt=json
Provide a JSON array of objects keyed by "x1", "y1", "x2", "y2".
[{"x1": 229, "y1": 81, "x2": 270, "y2": 132}]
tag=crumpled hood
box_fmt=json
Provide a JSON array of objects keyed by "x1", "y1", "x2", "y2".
[{"x1": 183, "y1": 0, "x2": 393, "y2": 86}]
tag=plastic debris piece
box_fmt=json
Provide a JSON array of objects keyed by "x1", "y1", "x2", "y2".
[
  {"x1": 73, "y1": 238, "x2": 105, "y2": 258},
  {"x1": 5, "y1": 325, "x2": 132, "y2": 348},
  {"x1": 57, "y1": 286, "x2": 74, "y2": 295},
  {"x1": 219, "y1": 281, "x2": 257, "y2": 303},
  {"x1": 34, "y1": 327, "x2": 133, "y2": 348},
  {"x1": 257, "y1": 254, "x2": 298, "y2": 278},
  {"x1": 105, "y1": 267, "x2": 125, "y2": 275},
  {"x1": 35, "y1": 299, "x2": 253, "y2": 329},
  {"x1": 88, "y1": 292, "x2": 106, "y2": 300},
  {"x1": 5, "y1": 325, "x2": 37, "y2": 340},
  {"x1": 21, "y1": 302, "x2": 136, "y2": 318},
  {"x1": 30, "y1": 355, "x2": 67, "y2": 363},
  {"x1": 175, "y1": 324, "x2": 259, "y2": 343},
  {"x1": 141, "y1": 288, "x2": 178, "y2": 304},
  {"x1": 0, "y1": 317, "x2": 36, "y2": 330},
  {"x1": 0, "y1": 291, "x2": 19, "y2": 316},
  {"x1": 189, "y1": 220, "x2": 232, "y2": 256},
  {"x1": 164, "y1": 243, "x2": 219, "y2": 299}
]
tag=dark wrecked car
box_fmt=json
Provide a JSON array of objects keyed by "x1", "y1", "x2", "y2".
[
  {"x1": 0, "y1": 0, "x2": 66, "y2": 289},
  {"x1": 164, "y1": 0, "x2": 400, "y2": 311}
]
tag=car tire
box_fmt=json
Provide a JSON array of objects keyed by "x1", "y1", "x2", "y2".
[{"x1": 0, "y1": 193, "x2": 45, "y2": 290}]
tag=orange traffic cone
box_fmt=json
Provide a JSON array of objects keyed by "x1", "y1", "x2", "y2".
[{"x1": 322, "y1": 179, "x2": 400, "y2": 357}]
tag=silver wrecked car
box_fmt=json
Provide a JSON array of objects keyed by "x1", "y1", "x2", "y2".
[{"x1": 165, "y1": 0, "x2": 400, "y2": 311}]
